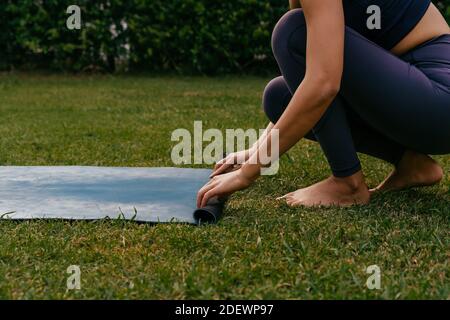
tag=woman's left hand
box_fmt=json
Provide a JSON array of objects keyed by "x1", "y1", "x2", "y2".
[{"x1": 196, "y1": 169, "x2": 254, "y2": 208}]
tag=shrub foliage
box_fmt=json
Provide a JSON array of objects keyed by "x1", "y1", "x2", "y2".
[{"x1": 0, "y1": 0, "x2": 449, "y2": 73}]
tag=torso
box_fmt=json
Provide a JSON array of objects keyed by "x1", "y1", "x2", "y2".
[
  {"x1": 391, "y1": 3, "x2": 450, "y2": 55},
  {"x1": 342, "y1": 0, "x2": 450, "y2": 55}
]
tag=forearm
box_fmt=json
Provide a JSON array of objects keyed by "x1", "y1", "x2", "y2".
[
  {"x1": 271, "y1": 79, "x2": 336, "y2": 156},
  {"x1": 249, "y1": 122, "x2": 274, "y2": 154},
  {"x1": 240, "y1": 0, "x2": 344, "y2": 180},
  {"x1": 242, "y1": 80, "x2": 337, "y2": 179}
]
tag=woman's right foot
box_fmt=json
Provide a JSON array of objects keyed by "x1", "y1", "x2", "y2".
[
  {"x1": 278, "y1": 171, "x2": 370, "y2": 207},
  {"x1": 371, "y1": 151, "x2": 443, "y2": 193}
]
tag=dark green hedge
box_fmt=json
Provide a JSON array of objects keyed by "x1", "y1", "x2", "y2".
[{"x1": 1, "y1": 0, "x2": 449, "y2": 74}]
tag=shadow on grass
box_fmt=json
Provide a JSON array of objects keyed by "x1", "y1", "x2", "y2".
[
  {"x1": 369, "y1": 188, "x2": 449, "y2": 215},
  {"x1": 232, "y1": 185, "x2": 450, "y2": 224}
]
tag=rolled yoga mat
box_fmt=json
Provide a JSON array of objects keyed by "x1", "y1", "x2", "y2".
[{"x1": 0, "y1": 166, "x2": 225, "y2": 225}]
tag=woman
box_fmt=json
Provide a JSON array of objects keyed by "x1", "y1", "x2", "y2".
[{"x1": 197, "y1": 0, "x2": 450, "y2": 208}]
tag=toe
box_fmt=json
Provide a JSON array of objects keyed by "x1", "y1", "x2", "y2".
[
  {"x1": 277, "y1": 191, "x2": 294, "y2": 201},
  {"x1": 285, "y1": 196, "x2": 295, "y2": 206},
  {"x1": 290, "y1": 200, "x2": 302, "y2": 207}
]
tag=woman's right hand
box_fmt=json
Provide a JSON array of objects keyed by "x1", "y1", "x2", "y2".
[{"x1": 210, "y1": 149, "x2": 253, "y2": 178}]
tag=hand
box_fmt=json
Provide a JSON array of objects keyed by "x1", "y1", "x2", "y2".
[
  {"x1": 210, "y1": 149, "x2": 253, "y2": 178},
  {"x1": 197, "y1": 169, "x2": 254, "y2": 208}
]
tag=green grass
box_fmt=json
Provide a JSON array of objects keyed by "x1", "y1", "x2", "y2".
[{"x1": 0, "y1": 73, "x2": 448, "y2": 299}]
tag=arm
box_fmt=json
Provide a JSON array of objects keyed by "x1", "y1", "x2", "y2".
[
  {"x1": 197, "y1": 0, "x2": 345, "y2": 207},
  {"x1": 241, "y1": 0, "x2": 345, "y2": 180},
  {"x1": 210, "y1": 0, "x2": 304, "y2": 178},
  {"x1": 210, "y1": 122, "x2": 274, "y2": 177}
]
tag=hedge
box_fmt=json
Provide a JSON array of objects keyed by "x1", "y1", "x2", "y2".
[{"x1": 0, "y1": 0, "x2": 449, "y2": 74}]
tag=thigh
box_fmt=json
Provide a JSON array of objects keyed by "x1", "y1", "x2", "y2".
[
  {"x1": 281, "y1": 9, "x2": 450, "y2": 154},
  {"x1": 338, "y1": 29, "x2": 450, "y2": 154}
]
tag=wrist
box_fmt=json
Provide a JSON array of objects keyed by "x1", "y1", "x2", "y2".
[{"x1": 241, "y1": 162, "x2": 261, "y2": 182}]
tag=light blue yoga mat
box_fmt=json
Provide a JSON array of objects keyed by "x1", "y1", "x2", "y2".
[{"x1": 0, "y1": 167, "x2": 225, "y2": 224}]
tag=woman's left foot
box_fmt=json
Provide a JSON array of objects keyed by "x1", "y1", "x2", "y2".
[
  {"x1": 371, "y1": 150, "x2": 443, "y2": 193},
  {"x1": 278, "y1": 171, "x2": 370, "y2": 207}
]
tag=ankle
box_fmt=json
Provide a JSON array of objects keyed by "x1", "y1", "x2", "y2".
[
  {"x1": 332, "y1": 171, "x2": 367, "y2": 193},
  {"x1": 397, "y1": 150, "x2": 430, "y2": 169}
]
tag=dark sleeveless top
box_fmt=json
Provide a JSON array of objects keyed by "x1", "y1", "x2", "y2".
[{"x1": 343, "y1": 0, "x2": 432, "y2": 49}]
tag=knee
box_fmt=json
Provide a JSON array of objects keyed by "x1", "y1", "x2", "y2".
[
  {"x1": 262, "y1": 76, "x2": 291, "y2": 123},
  {"x1": 271, "y1": 9, "x2": 307, "y2": 60}
]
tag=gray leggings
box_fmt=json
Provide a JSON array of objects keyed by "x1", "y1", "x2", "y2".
[{"x1": 263, "y1": 9, "x2": 450, "y2": 177}]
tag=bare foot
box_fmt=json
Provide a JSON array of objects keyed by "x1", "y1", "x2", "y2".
[
  {"x1": 278, "y1": 171, "x2": 370, "y2": 207},
  {"x1": 371, "y1": 150, "x2": 443, "y2": 193}
]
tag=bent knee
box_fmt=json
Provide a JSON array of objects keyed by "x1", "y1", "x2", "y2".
[
  {"x1": 262, "y1": 76, "x2": 291, "y2": 123},
  {"x1": 271, "y1": 9, "x2": 307, "y2": 59}
]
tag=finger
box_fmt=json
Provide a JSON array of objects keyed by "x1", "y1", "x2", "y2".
[
  {"x1": 197, "y1": 182, "x2": 216, "y2": 207},
  {"x1": 211, "y1": 164, "x2": 230, "y2": 178},
  {"x1": 212, "y1": 158, "x2": 228, "y2": 173},
  {"x1": 201, "y1": 189, "x2": 218, "y2": 208},
  {"x1": 210, "y1": 163, "x2": 232, "y2": 178},
  {"x1": 230, "y1": 164, "x2": 241, "y2": 172},
  {"x1": 213, "y1": 160, "x2": 225, "y2": 171},
  {"x1": 205, "y1": 176, "x2": 218, "y2": 185},
  {"x1": 197, "y1": 181, "x2": 218, "y2": 208},
  {"x1": 218, "y1": 163, "x2": 240, "y2": 175}
]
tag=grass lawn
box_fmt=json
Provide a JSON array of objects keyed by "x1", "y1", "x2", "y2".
[{"x1": 0, "y1": 73, "x2": 448, "y2": 299}]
